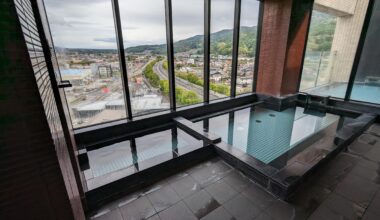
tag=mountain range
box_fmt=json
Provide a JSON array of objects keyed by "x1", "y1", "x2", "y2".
[
  {"x1": 126, "y1": 26, "x2": 258, "y2": 56},
  {"x1": 58, "y1": 12, "x2": 334, "y2": 55}
]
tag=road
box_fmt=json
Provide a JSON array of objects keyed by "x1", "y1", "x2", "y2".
[
  {"x1": 153, "y1": 61, "x2": 225, "y2": 100},
  {"x1": 68, "y1": 58, "x2": 226, "y2": 120},
  {"x1": 130, "y1": 60, "x2": 151, "y2": 77}
]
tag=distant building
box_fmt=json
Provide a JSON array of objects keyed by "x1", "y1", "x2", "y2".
[
  {"x1": 190, "y1": 54, "x2": 203, "y2": 59},
  {"x1": 61, "y1": 69, "x2": 92, "y2": 86},
  {"x1": 238, "y1": 66, "x2": 253, "y2": 77},
  {"x1": 179, "y1": 67, "x2": 193, "y2": 73},
  {"x1": 98, "y1": 65, "x2": 113, "y2": 78},
  {"x1": 73, "y1": 101, "x2": 108, "y2": 119},
  {"x1": 187, "y1": 58, "x2": 195, "y2": 65},
  {"x1": 131, "y1": 94, "x2": 169, "y2": 113},
  {"x1": 106, "y1": 99, "x2": 125, "y2": 110},
  {"x1": 210, "y1": 71, "x2": 222, "y2": 83},
  {"x1": 237, "y1": 77, "x2": 253, "y2": 87}
]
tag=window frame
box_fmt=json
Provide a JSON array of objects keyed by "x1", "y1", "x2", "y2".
[
  {"x1": 344, "y1": 0, "x2": 376, "y2": 102},
  {"x1": 297, "y1": 0, "x2": 378, "y2": 106},
  {"x1": 40, "y1": 0, "x2": 264, "y2": 130}
]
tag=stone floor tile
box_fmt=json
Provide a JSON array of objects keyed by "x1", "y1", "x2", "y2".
[
  {"x1": 357, "y1": 133, "x2": 379, "y2": 145},
  {"x1": 205, "y1": 179, "x2": 238, "y2": 204},
  {"x1": 158, "y1": 201, "x2": 197, "y2": 220},
  {"x1": 367, "y1": 124, "x2": 380, "y2": 137},
  {"x1": 200, "y1": 206, "x2": 234, "y2": 220},
  {"x1": 91, "y1": 209, "x2": 123, "y2": 220},
  {"x1": 364, "y1": 146, "x2": 380, "y2": 162},
  {"x1": 266, "y1": 200, "x2": 307, "y2": 220},
  {"x1": 312, "y1": 171, "x2": 345, "y2": 191},
  {"x1": 223, "y1": 170, "x2": 252, "y2": 193},
  {"x1": 366, "y1": 190, "x2": 380, "y2": 216},
  {"x1": 241, "y1": 183, "x2": 276, "y2": 209},
  {"x1": 142, "y1": 183, "x2": 164, "y2": 196},
  {"x1": 147, "y1": 186, "x2": 181, "y2": 212},
  {"x1": 223, "y1": 194, "x2": 261, "y2": 220},
  {"x1": 321, "y1": 153, "x2": 359, "y2": 177},
  {"x1": 165, "y1": 171, "x2": 191, "y2": 185},
  {"x1": 319, "y1": 193, "x2": 365, "y2": 220},
  {"x1": 147, "y1": 214, "x2": 161, "y2": 220},
  {"x1": 291, "y1": 184, "x2": 332, "y2": 215},
  {"x1": 350, "y1": 160, "x2": 380, "y2": 185},
  {"x1": 189, "y1": 160, "x2": 233, "y2": 187},
  {"x1": 169, "y1": 175, "x2": 201, "y2": 199},
  {"x1": 255, "y1": 212, "x2": 275, "y2": 220},
  {"x1": 347, "y1": 140, "x2": 374, "y2": 156},
  {"x1": 308, "y1": 205, "x2": 344, "y2": 220},
  {"x1": 89, "y1": 190, "x2": 143, "y2": 218},
  {"x1": 362, "y1": 211, "x2": 378, "y2": 220},
  {"x1": 184, "y1": 189, "x2": 220, "y2": 219},
  {"x1": 334, "y1": 174, "x2": 378, "y2": 208},
  {"x1": 116, "y1": 191, "x2": 144, "y2": 207},
  {"x1": 120, "y1": 196, "x2": 156, "y2": 220}
]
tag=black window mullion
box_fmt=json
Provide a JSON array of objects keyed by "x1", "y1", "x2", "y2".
[
  {"x1": 111, "y1": 0, "x2": 133, "y2": 120},
  {"x1": 252, "y1": 0, "x2": 264, "y2": 92},
  {"x1": 230, "y1": 0, "x2": 241, "y2": 97},
  {"x1": 204, "y1": 0, "x2": 211, "y2": 103},
  {"x1": 164, "y1": 0, "x2": 176, "y2": 111},
  {"x1": 344, "y1": 0, "x2": 375, "y2": 101}
]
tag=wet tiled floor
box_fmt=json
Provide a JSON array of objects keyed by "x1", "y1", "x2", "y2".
[{"x1": 89, "y1": 123, "x2": 380, "y2": 220}]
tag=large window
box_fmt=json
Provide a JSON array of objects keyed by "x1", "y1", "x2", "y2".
[
  {"x1": 43, "y1": 0, "x2": 263, "y2": 128},
  {"x1": 119, "y1": 0, "x2": 170, "y2": 116},
  {"x1": 236, "y1": 0, "x2": 260, "y2": 95},
  {"x1": 350, "y1": 0, "x2": 380, "y2": 104},
  {"x1": 209, "y1": 0, "x2": 235, "y2": 100},
  {"x1": 172, "y1": 0, "x2": 204, "y2": 107},
  {"x1": 299, "y1": 1, "x2": 369, "y2": 98},
  {"x1": 300, "y1": 11, "x2": 337, "y2": 93},
  {"x1": 44, "y1": 0, "x2": 127, "y2": 128}
]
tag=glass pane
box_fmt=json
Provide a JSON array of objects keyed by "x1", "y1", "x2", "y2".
[
  {"x1": 44, "y1": 0, "x2": 127, "y2": 128},
  {"x1": 351, "y1": 0, "x2": 380, "y2": 104},
  {"x1": 172, "y1": 0, "x2": 204, "y2": 107},
  {"x1": 237, "y1": 0, "x2": 260, "y2": 95},
  {"x1": 119, "y1": 0, "x2": 170, "y2": 116},
  {"x1": 85, "y1": 126, "x2": 204, "y2": 190},
  {"x1": 209, "y1": 0, "x2": 235, "y2": 100},
  {"x1": 299, "y1": 1, "x2": 369, "y2": 98},
  {"x1": 300, "y1": 11, "x2": 338, "y2": 93}
]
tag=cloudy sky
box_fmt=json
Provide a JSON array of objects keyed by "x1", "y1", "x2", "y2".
[{"x1": 44, "y1": 0, "x2": 259, "y2": 49}]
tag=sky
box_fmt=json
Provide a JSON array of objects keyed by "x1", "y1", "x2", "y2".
[{"x1": 44, "y1": 0, "x2": 259, "y2": 49}]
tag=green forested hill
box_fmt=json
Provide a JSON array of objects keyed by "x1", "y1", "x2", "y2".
[
  {"x1": 62, "y1": 11, "x2": 335, "y2": 55},
  {"x1": 126, "y1": 10, "x2": 336, "y2": 56},
  {"x1": 126, "y1": 26, "x2": 258, "y2": 56},
  {"x1": 306, "y1": 11, "x2": 336, "y2": 51}
]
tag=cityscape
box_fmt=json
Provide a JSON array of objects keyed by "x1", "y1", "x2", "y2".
[
  {"x1": 58, "y1": 32, "x2": 256, "y2": 127},
  {"x1": 50, "y1": 3, "x2": 334, "y2": 128},
  {"x1": 44, "y1": 0, "x2": 260, "y2": 128}
]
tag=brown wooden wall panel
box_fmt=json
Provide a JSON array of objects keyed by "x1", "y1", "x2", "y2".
[
  {"x1": 256, "y1": 0, "x2": 293, "y2": 96},
  {"x1": 282, "y1": 0, "x2": 313, "y2": 95},
  {"x1": 256, "y1": 0, "x2": 313, "y2": 96},
  {"x1": 0, "y1": 0, "x2": 85, "y2": 219}
]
